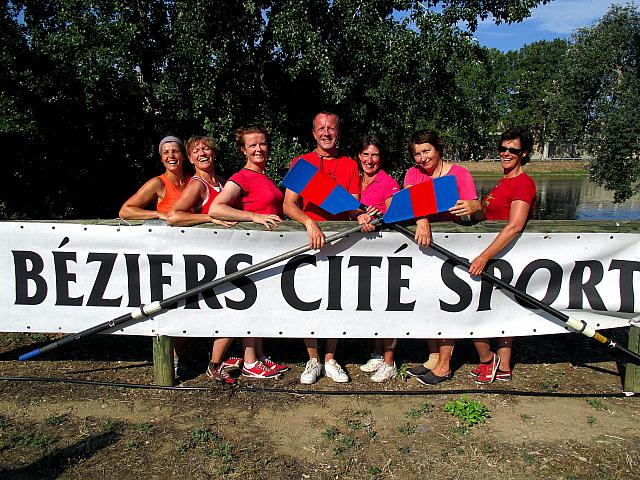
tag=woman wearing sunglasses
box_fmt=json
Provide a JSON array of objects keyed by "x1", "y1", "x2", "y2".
[{"x1": 451, "y1": 127, "x2": 537, "y2": 384}]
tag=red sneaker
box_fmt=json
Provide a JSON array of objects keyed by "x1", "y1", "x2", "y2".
[
  {"x1": 221, "y1": 357, "x2": 243, "y2": 372},
  {"x1": 242, "y1": 361, "x2": 281, "y2": 379},
  {"x1": 469, "y1": 366, "x2": 481, "y2": 377},
  {"x1": 206, "y1": 363, "x2": 237, "y2": 385},
  {"x1": 260, "y1": 357, "x2": 289, "y2": 374},
  {"x1": 495, "y1": 369, "x2": 512, "y2": 382},
  {"x1": 475, "y1": 353, "x2": 500, "y2": 384}
]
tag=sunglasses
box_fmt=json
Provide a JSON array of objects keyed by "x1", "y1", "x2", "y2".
[{"x1": 498, "y1": 145, "x2": 523, "y2": 155}]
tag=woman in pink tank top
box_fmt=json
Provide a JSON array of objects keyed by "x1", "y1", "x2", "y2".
[{"x1": 119, "y1": 136, "x2": 191, "y2": 220}]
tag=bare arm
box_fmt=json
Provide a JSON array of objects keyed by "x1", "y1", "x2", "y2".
[
  {"x1": 403, "y1": 183, "x2": 431, "y2": 247},
  {"x1": 468, "y1": 200, "x2": 531, "y2": 275},
  {"x1": 118, "y1": 177, "x2": 165, "y2": 220},
  {"x1": 283, "y1": 189, "x2": 325, "y2": 249},
  {"x1": 167, "y1": 182, "x2": 218, "y2": 226},
  {"x1": 209, "y1": 182, "x2": 281, "y2": 229},
  {"x1": 448, "y1": 199, "x2": 483, "y2": 221}
]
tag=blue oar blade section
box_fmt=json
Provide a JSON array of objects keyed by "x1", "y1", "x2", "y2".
[
  {"x1": 383, "y1": 189, "x2": 413, "y2": 223},
  {"x1": 320, "y1": 186, "x2": 360, "y2": 215},
  {"x1": 433, "y1": 176, "x2": 459, "y2": 211},
  {"x1": 282, "y1": 158, "x2": 317, "y2": 194}
]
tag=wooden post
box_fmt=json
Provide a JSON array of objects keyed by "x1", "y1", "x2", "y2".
[
  {"x1": 624, "y1": 325, "x2": 640, "y2": 393},
  {"x1": 152, "y1": 335, "x2": 174, "y2": 386}
]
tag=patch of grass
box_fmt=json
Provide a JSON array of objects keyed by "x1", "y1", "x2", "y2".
[
  {"x1": 520, "y1": 414, "x2": 532, "y2": 422},
  {"x1": 522, "y1": 452, "x2": 536, "y2": 464},
  {"x1": 322, "y1": 427, "x2": 340, "y2": 441},
  {"x1": 404, "y1": 403, "x2": 434, "y2": 420},
  {"x1": 212, "y1": 441, "x2": 234, "y2": 463},
  {"x1": 397, "y1": 423, "x2": 416, "y2": 435},
  {"x1": 126, "y1": 440, "x2": 144, "y2": 450},
  {"x1": 344, "y1": 419, "x2": 364, "y2": 431},
  {"x1": 444, "y1": 397, "x2": 490, "y2": 427},
  {"x1": 397, "y1": 446, "x2": 410, "y2": 454},
  {"x1": 397, "y1": 363, "x2": 411, "y2": 381},
  {"x1": 136, "y1": 422, "x2": 153, "y2": 433},
  {"x1": 481, "y1": 443, "x2": 496, "y2": 454},
  {"x1": 586, "y1": 398, "x2": 607, "y2": 411},
  {"x1": 452, "y1": 425, "x2": 470, "y2": 436},
  {"x1": 350, "y1": 409, "x2": 371, "y2": 417},
  {"x1": 332, "y1": 435, "x2": 357, "y2": 455},
  {"x1": 21, "y1": 432, "x2": 57, "y2": 451},
  {"x1": 541, "y1": 371, "x2": 565, "y2": 392},
  {"x1": 44, "y1": 413, "x2": 67, "y2": 427},
  {"x1": 191, "y1": 426, "x2": 220, "y2": 444},
  {"x1": 0, "y1": 416, "x2": 6, "y2": 430},
  {"x1": 101, "y1": 419, "x2": 120, "y2": 434},
  {"x1": 367, "y1": 466, "x2": 382, "y2": 476},
  {"x1": 587, "y1": 415, "x2": 597, "y2": 425}
]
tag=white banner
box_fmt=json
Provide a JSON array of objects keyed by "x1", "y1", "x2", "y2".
[{"x1": 0, "y1": 221, "x2": 637, "y2": 338}]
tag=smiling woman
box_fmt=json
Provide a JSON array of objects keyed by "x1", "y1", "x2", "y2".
[
  {"x1": 166, "y1": 136, "x2": 236, "y2": 228},
  {"x1": 118, "y1": 136, "x2": 191, "y2": 220}
]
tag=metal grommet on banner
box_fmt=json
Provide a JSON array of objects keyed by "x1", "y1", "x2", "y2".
[{"x1": 116, "y1": 217, "x2": 131, "y2": 232}]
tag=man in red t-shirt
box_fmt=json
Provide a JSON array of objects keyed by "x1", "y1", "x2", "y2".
[{"x1": 284, "y1": 111, "x2": 373, "y2": 385}]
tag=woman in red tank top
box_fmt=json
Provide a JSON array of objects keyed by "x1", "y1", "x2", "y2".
[
  {"x1": 119, "y1": 136, "x2": 191, "y2": 220},
  {"x1": 166, "y1": 136, "x2": 236, "y2": 227}
]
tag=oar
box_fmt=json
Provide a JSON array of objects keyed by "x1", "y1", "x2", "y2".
[
  {"x1": 390, "y1": 223, "x2": 640, "y2": 364},
  {"x1": 287, "y1": 159, "x2": 640, "y2": 364},
  {"x1": 19, "y1": 220, "x2": 381, "y2": 361}
]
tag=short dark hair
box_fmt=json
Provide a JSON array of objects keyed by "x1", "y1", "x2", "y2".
[
  {"x1": 234, "y1": 124, "x2": 271, "y2": 153},
  {"x1": 313, "y1": 111, "x2": 341, "y2": 131},
  {"x1": 354, "y1": 134, "x2": 388, "y2": 168},
  {"x1": 499, "y1": 127, "x2": 533, "y2": 165},
  {"x1": 408, "y1": 129, "x2": 444, "y2": 157}
]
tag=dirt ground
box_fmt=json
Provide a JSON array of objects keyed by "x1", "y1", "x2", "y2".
[{"x1": 0, "y1": 329, "x2": 638, "y2": 480}]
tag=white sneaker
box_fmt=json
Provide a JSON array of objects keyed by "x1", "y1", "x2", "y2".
[
  {"x1": 324, "y1": 359, "x2": 349, "y2": 383},
  {"x1": 371, "y1": 362, "x2": 397, "y2": 383},
  {"x1": 359, "y1": 354, "x2": 384, "y2": 373},
  {"x1": 300, "y1": 358, "x2": 323, "y2": 384}
]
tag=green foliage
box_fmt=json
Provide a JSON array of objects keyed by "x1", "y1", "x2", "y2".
[
  {"x1": 397, "y1": 422, "x2": 416, "y2": 435},
  {"x1": 550, "y1": 4, "x2": 640, "y2": 201},
  {"x1": 43, "y1": 414, "x2": 67, "y2": 426},
  {"x1": 101, "y1": 419, "x2": 120, "y2": 434},
  {"x1": 2, "y1": 0, "x2": 553, "y2": 219},
  {"x1": 443, "y1": 397, "x2": 490, "y2": 427},
  {"x1": 586, "y1": 398, "x2": 607, "y2": 410},
  {"x1": 404, "y1": 403, "x2": 434, "y2": 419},
  {"x1": 321, "y1": 426, "x2": 340, "y2": 441}
]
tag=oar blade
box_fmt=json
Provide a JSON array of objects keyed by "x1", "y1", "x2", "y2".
[
  {"x1": 383, "y1": 176, "x2": 459, "y2": 223},
  {"x1": 282, "y1": 158, "x2": 360, "y2": 214}
]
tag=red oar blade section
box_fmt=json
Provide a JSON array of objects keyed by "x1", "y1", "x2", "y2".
[
  {"x1": 282, "y1": 158, "x2": 360, "y2": 214},
  {"x1": 383, "y1": 176, "x2": 459, "y2": 223}
]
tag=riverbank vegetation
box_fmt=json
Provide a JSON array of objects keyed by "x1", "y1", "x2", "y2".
[{"x1": 2, "y1": 1, "x2": 638, "y2": 218}]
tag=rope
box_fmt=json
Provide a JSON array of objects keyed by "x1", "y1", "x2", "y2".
[{"x1": 0, "y1": 375, "x2": 635, "y2": 397}]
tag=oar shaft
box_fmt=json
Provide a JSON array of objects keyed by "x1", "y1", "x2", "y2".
[
  {"x1": 389, "y1": 223, "x2": 640, "y2": 364},
  {"x1": 20, "y1": 221, "x2": 378, "y2": 361}
]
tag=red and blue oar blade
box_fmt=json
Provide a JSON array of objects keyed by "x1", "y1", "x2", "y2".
[
  {"x1": 383, "y1": 175, "x2": 459, "y2": 223},
  {"x1": 282, "y1": 158, "x2": 360, "y2": 214}
]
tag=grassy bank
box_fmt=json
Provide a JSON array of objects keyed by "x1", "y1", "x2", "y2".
[{"x1": 459, "y1": 160, "x2": 588, "y2": 176}]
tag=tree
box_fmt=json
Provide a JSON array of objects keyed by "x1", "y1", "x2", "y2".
[
  {"x1": 503, "y1": 39, "x2": 568, "y2": 153},
  {"x1": 550, "y1": 4, "x2": 640, "y2": 202},
  {"x1": 2, "y1": 0, "x2": 551, "y2": 219}
]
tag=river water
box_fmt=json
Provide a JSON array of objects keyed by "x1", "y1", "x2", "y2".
[{"x1": 474, "y1": 176, "x2": 640, "y2": 221}]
